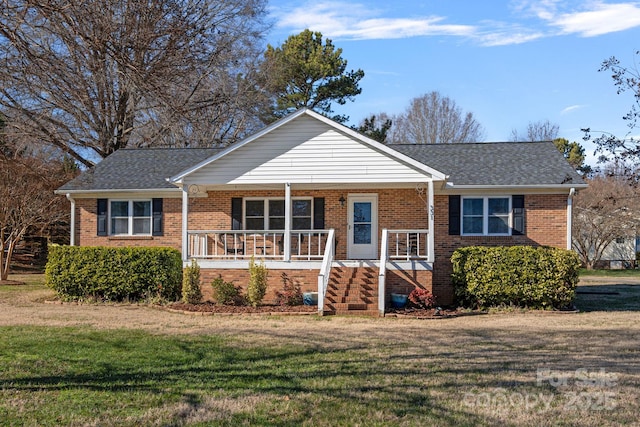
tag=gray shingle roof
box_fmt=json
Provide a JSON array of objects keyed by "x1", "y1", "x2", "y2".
[
  {"x1": 393, "y1": 141, "x2": 585, "y2": 186},
  {"x1": 58, "y1": 141, "x2": 585, "y2": 192},
  {"x1": 58, "y1": 148, "x2": 221, "y2": 191}
]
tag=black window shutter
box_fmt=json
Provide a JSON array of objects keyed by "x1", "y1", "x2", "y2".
[
  {"x1": 97, "y1": 199, "x2": 108, "y2": 236},
  {"x1": 231, "y1": 198, "x2": 243, "y2": 230},
  {"x1": 152, "y1": 198, "x2": 163, "y2": 236},
  {"x1": 512, "y1": 195, "x2": 525, "y2": 235},
  {"x1": 313, "y1": 198, "x2": 325, "y2": 230},
  {"x1": 448, "y1": 195, "x2": 461, "y2": 235}
]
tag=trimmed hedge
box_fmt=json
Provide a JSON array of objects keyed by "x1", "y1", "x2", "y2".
[
  {"x1": 45, "y1": 246, "x2": 183, "y2": 302},
  {"x1": 451, "y1": 246, "x2": 580, "y2": 309}
]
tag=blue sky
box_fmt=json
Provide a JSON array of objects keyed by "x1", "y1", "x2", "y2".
[{"x1": 266, "y1": 0, "x2": 640, "y2": 165}]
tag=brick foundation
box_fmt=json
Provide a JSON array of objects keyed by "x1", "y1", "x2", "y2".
[{"x1": 200, "y1": 268, "x2": 319, "y2": 304}]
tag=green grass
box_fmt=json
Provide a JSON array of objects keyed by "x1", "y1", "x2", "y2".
[
  {"x1": 0, "y1": 326, "x2": 478, "y2": 426},
  {"x1": 579, "y1": 268, "x2": 640, "y2": 277},
  {"x1": 1, "y1": 275, "x2": 639, "y2": 426}
]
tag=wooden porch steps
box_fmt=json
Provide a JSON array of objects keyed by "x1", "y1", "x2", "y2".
[{"x1": 323, "y1": 266, "x2": 379, "y2": 316}]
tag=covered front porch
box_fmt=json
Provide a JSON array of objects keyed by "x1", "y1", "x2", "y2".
[{"x1": 179, "y1": 182, "x2": 436, "y2": 315}]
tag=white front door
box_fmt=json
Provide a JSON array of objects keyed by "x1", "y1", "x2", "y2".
[{"x1": 347, "y1": 194, "x2": 378, "y2": 259}]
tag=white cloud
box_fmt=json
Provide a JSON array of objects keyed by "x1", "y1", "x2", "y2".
[
  {"x1": 561, "y1": 104, "x2": 587, "y2": 114},
  {"x1": 271, "y1": 1, "x2": 640, "y2": 45},
  {"x1": 551, "y1": 2, "x2": 640, "y2": 36},
  {"x1": 272, "y1": 1, "x2": 476, "y2": 40},
  {"x1": 477, "y1": 29, "x2": 545, "y2": 46}
]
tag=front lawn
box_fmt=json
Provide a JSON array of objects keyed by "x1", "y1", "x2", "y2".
[{"x1": 0, "y1": 275, "x2": 638, "y2": 426}]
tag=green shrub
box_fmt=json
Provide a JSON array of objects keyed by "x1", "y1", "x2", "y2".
[
  {"x1": 247, "y1": 257, "x2": 268, "y2": 307},
  {"x1": 275, "y1": 272, "x2": 303, "y2": 306},
  {"x1": 45, "y1": 246, "x2": 182, "y2": 302},
  {"x1": 211, "y1": 276, "x2": 243, "y2": 305},
  {"x1": 182, "y1": 259, "x2": 203, "y2": 304},
  {"x1": 451, "y1": 246, "x2": 580, "y2": 309}
]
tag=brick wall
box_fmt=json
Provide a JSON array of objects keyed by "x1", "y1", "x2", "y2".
[
  {"x1": 386, "y1": 269, "x2": 433, "y2": 296},
  {"x1": 75, "y1": 197, "x2": 182, "y2": 248},
  {"x1": 432, "y1": 193, "x2": 568, "y2": 304},
  {"x1": 200, "y1": 267, "x2": 319, "y2": 304}
]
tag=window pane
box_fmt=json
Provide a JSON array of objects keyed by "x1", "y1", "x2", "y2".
[
  {"x1": 133, "y1": 218, "x2": 151, "y2": 234},
  {"x1": 269, "y1": 200, "x2": 285, "y2": 217},
  {"x1": 463, "y1": 198, "x2": 483, "y2": 215},
  {"x1": 245, "y1": 200, "x2": 264, "y2": 217},
  {"x1": 489, "y1": 216, "x2": 509, "y2": 234},
  {"x1": 463, "y1": 217, "x2": 483, "y2": 234},
  {"x1": 269, "y1": 217, "x2": 285, "y2": 230},
  {"x1": 111, "y1": 201, "x2": 128, "y2": 217},
  {"x1": 354, "y1": 224, "x2": 371, "y2": 244},
  {"x1": 111, "y1": 218, "x2": 129, "y2": 234},
  {"x1": 293, "y1": 217, "x2": 311, "y2": 230},
  {"x1": 245, "y1": 218, "x2": 264, "y2": 230},
  {"x1": 292, "y1": 200, "x2": 311, "y2": 216},
  {"x1": 488, "y1": 198, "x2": 509, "y2": 215},
  {"x1": 133, "y1": 201, "x2": 151, "y2": 216},
  {"x1": 353, "y1": 202, "x2": 371, "y2": 223}
]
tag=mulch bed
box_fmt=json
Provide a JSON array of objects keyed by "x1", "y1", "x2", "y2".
[
  {"x1": 164, "y1": 302, "x2": 318, "y2": 315},
  {"x1": 164, "y1": 303, "x2": 466, "y2": 318}
]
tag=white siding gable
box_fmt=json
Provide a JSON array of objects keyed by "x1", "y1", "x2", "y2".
[{"x1": 186, "y1": 115, "x2": 432, "y2": 185}]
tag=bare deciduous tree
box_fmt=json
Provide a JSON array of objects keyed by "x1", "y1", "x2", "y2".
[
  {"x1": 0, "y1": 154, "x2": 75, "y2": 280},
  {"x1": 388, "y1": 91, "x2": 485, "y2": 144},
  {"x1": 0, "y1": 0, "x2": 268, "y2": 167},
  {"x1": 510, "y1": 119, "x2": 559, "y2": 142},
  {"x1": 572, "y1": 174, "x2": 640, "y2": 269}
]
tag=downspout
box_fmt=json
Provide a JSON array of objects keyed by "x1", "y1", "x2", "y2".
[
  {"x1": 66, "y1": 194, "x2": 75, "y2": 246},
  {"x1": 567, "y1": 188, "x2": 575, "y2": 250},
  {"x1": 427, "y1": 180, "x2": 435, "y2": 263}
]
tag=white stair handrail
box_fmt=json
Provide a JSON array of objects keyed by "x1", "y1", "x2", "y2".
[
  {"x1": 378, "y1": 228, "x2": 389, "y2": 316},
  {"x1": 317, "y1": 229, "x2": 335, "y2": 314}
]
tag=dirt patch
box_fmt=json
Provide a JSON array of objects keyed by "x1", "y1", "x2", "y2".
[
  {"x1": 0, "y1": 280, "x2": 26, "y2": 285},
  {"x1": 385, "y1": 307, "x2": 462, "y2": 318}
]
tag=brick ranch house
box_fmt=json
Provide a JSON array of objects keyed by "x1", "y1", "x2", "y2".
[{"x1": 57, "y1": 108, "x2": 587, "y2": 315}]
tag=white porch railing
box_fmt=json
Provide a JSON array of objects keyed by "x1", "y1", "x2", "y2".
[
  {"x1": 187, "y1": 230, "x2": 331, "y2": 260},
  {"x1": 379, "y1": 229, "x2": 431, "y2": 316},
  {"x1": 386, "y1": 229, "x2": 429, "y2": 260},
  {"x1": 317, "y1": 229, "x2": 335, "y2": 314}
]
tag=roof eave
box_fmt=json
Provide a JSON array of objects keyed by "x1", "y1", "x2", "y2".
[
  {"x1": 55, "y1": 187, "x2": 181, "y2": 195},
  {"x1": 444, "y1": 183, "x2": 588, "y2": 190}
]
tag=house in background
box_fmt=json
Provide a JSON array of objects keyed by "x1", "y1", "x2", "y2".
[
  {"x1": 595, "y1": 235, "x2": 640, "y2": 269},
  {"x1": 57, "y1": 109, "x2": 587, "y2": 315}
]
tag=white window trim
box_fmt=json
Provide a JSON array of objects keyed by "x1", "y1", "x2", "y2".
[
  {"x1": 461, "y1": 196, "x2": 512, "y2": 236},
  {"x1": 243, "y1": 197, "x2": 313, "y2": 231},
  {"x1": 109, "y1": 199, "x2": 153, "y2": 236}
]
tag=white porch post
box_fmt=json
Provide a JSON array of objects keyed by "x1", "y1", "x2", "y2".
[
  {"x1": 427, "y1": 180, "x2": 435, "y2": 263},
  {"x1": 182, "y1": 186, "x2": 189, "y2": 262},
  {"x1": 284, "y1": 182, "x2": 291, "y2": 261},
  {"x1": 66, "y1": 194, "x2": 75, "y2": 246}
]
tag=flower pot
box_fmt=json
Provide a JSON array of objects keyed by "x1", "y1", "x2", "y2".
[
  {"x1": 390, "y1": 293, "x2": 408, "y2": 308},
  {"x1": 303, "y1": 292, "x2": 318, "y2": 306}
]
